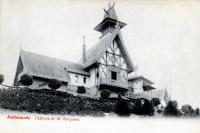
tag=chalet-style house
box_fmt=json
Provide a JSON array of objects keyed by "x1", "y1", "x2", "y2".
[{"x1": 14, "y1": 4, "x2": 169, "y2": 104}]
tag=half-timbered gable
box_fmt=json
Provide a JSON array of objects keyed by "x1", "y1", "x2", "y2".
[{"x1": 98, "y1": 38, "x2": 129, "y2": 83}]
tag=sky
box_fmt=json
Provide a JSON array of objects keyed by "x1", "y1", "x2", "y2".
[{"x1": 0, "y1": 0, "x2": 200, "y2": 107}]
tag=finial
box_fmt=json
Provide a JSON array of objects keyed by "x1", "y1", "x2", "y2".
[
  {"x1": 109, "y1": 0, "x2": 111, "y2": 8},
  {"x1": 112, "y1": 0, "x2": 115, "y2": 7}
]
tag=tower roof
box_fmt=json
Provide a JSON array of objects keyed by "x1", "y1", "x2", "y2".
[{"x1": 94, "y1": 3, "x2": 126, "y2": 33}]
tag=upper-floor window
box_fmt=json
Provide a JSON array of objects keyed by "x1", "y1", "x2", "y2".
[
  {"x1": 111, "y1": 71, "x2": 117, "y2": 80},
  {"x1": 75, "y1": 75, "x2": 78, "y2": 83},
  {"x1": 83, "y1": 77, "x2": 86, "y2": 84}
]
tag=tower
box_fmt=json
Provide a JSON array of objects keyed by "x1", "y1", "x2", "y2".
[{"x1": 94, "y1": 3, "x2": 126, "y2": 38}]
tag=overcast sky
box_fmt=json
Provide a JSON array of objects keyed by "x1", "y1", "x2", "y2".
[{"x1": 1, "y1": 0, "x2": 200, "y2": 107}]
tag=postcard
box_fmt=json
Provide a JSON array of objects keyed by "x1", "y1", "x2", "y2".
[{"x1": 0, "y1": 0, "x2": 200, "y2": 133}]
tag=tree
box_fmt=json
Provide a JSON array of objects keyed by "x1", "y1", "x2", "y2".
[
  {"x1": 131, "y1": 98, "x2": 154, "y2": 116},
  {"x1": 151, "y1": 98, "x2": 161, "y2": 107},
  {"x1": 181, "y1": 104, "x2": 194, "y2": 116},
  {"x1": 48, "y1": 79, "x2": 62, "y2": 90},
  {"x1": 164, "y1": 100, "x2": 182, "y2": 116},
  {"x1": 115, "y1": 95, "x2": 131, "y2": 116},
  {"x1": 77, "y1": 86, "x2": 86, "y2": 94},
  {"x1": 100, "y1": 89, "x2": 111, "y2": 99},
  {"x1": 195, "y1": 107, "x2": 200, "y2": 116},
  {"x1": 0, "y1": 74, "x2": 4, "y2": 84},
  {"x1": 20, "y1": 74, "x2": 33, "y2": 88}
]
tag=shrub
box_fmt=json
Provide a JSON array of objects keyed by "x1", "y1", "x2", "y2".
[
  {"x1": 151, "y1": 98, "x2": 161, "y2": 107},
  {"x1": 181, "y1": 104, "x2": 194, "y2": 116},
  {"x1": 100, "y1": 89, "x2": 111, "y2": 99},
  {"x1": 0, "y1": 74, "x2": 4, "y2": 84},
  {"x1": 48, "y1": 79, "x2": 62, "y2": 90},
  {"x1": 131, "y1": 98, "x2": 154, "y2": 116},
  {"x1": 195, "y1": 108, "x2": 200, "y2": 116},
  {"x1": 20, "y1": 74, "x2": 33, "y2": 87},
  {"x1": 77, "y1": 86, "x2": 86, "y2": 94},
  {"x1": 164, "y1": 100, "x2": 182, "y2": 116},
  {"x1": 115, "y1": 99, "x2": 130, "y2": 116}
]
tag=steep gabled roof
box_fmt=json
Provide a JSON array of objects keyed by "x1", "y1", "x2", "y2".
[
  {"x1": 83, "y1": 28, "x2": 134, "y2": 73},
  {"x1": 20, "y1": 51, "x2": 89, "y2": 83}
]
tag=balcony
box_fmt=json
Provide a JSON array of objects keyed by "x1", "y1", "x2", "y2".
[{"x1": 97, "y1": 78, "x2": 129, "y2": 91}]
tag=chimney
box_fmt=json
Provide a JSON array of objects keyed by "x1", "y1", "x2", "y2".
[{"x1": 82, "y1": 36, "x2": 86, "y2": 63}]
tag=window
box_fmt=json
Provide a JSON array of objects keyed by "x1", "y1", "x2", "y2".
[
  {"x1": 111, "y1": 71, "x2": 117, "y2": 80},
  {"x1": 75, "y1": 75, "x2": 78, "y2": 83},
  {"x1": 96, "y1": 71, "x2": 99, "y2": 79},
  {"x1": 83, "y1": 77, "x2": 86, "y2": 84}
]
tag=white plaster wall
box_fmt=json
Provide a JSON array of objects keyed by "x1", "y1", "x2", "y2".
[
  {"x1": 27, "y1": 79, "x2": 68, "y2": 92},
  {"x1": 88, "y1": 68, "x2": 96, "y2": 87},
  {"x1": 129, "y1": 79, "x2": 144, "y2": 94},
  {"x1": 68, "y1": 72, "x2": 90, "y2": 88}
]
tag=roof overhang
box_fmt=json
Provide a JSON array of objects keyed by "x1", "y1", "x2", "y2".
[
  {"x1": 94, "y1": 17, "x2": 126, "y2": 32},
  {"x1": 128, "y1": 76, "x2": 154, "y2": 85}
]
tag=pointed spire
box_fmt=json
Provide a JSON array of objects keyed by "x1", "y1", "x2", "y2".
[
  {"x1": 19, "y1": 40, "x2": 22, "y2": 53},
  {"x1": 82, "y1": 36, "x2": 86, "y2": 63},
  {"x1": 109, "y1": 0, "x2": 111, "y2": 8}
]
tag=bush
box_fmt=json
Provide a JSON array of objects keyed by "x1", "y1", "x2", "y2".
[
  {"x1": 0, "y1": 74, "x2": 4, "y2": 84},
  {"x1": 77, "y1": 86, "x2": 86, "y2": 94},
  {"x1": 20, "y1": 74, "x2": 33, "y2": 87},
  {"x1": 131, "y1": 98, "x2": 154, "y2": 116},
  {"x1": 181, "y1": 104, "x2": 194, "y2": 116},
  {"x1": 100, "y1": 89, "x2": 111, "y2": 99},
  {"x1": 164, "y1": 100, "x2": 182, "y2": 116},
  {"x1": 115, "y1": 99, "x2": 130, "y2": 116},
  {"x1": 195, "y1": 108, "x2": 200, "y2": 116},
  {"x1": 151, "y1": 98, "x2": 161, "y2": 107},
  {"x1": 48, "y1": 79, "x2": 62, "y2": 90}
]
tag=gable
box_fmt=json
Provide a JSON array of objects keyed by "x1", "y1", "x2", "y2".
[
  {"x1": 83, "y1": 28, "x2": 134, "y2": 73},
  {"x1": 99, "y1": 39, "x2": 128, "y2": 70},
  {"x1": 14, "y1": 56, "x2": 24, "y2": 85}
]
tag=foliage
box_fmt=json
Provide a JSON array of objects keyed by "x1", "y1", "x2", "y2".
[
  {"x1": 181, "y1": 104, "x2": 194, "y2": 116},
  {"x1": 20, "y1": 74, "x2": 33, "y2": 87},
  {"x1": 100, "y1": 89, "x2": 111, "y2": 99},
  {"x1": 131, "y1": 98, "x2": 154, "y2": 116},
  {"x1": 114, "y1": 95, "x2": 131, "y2": 116},
  {"x1": 194, "y1": 108, "x2": 200, "y2": 116},
  {"x1": 0, "y1": 74, "x2": 4, "y2": 84},
  {"x1": 164, "y1": 100, "x2": 182, "y2": 116},
  {"x1": 77, "y1": 86, "x2": 86, "y2": 94},
  {"x1": 0, "y1": 88, "x2": 117, "y2": 116},
  {"x1": 151, "y1": 98, "x2": 161, "y2": 107},
  {"x1": 48, "y1": 79, "x2": 62, "y2": 90}
]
